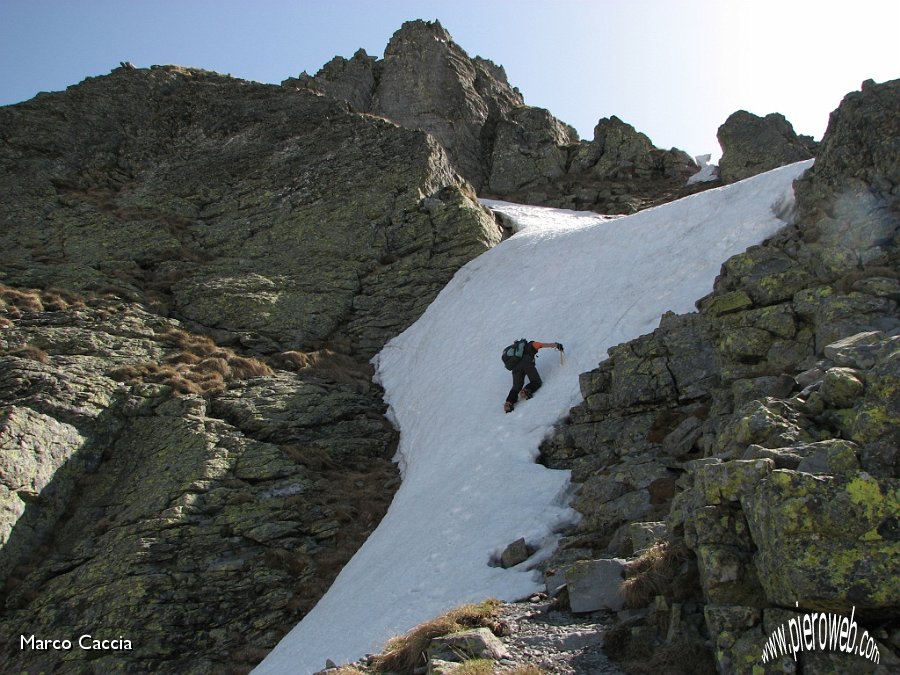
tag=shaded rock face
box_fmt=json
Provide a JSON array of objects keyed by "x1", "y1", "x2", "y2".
[
  {"x1": 0, "y1": 64, "x2": 500, "y2": 672},
  {"x1": 290, "y1": 20, "x2": 702, "y2": 214},
  {"x1": 0, "y1": 298, "x2": 400, "y2": 672},
  {"x1": 542, "y1": 78, "x2": 899, "y2": 673},
  {"x1": 717, "y1": 110, "x2": 817, "y2": 184}
]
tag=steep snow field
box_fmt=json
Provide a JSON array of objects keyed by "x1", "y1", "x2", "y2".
[{"x1": 254, "y1": 160, "x2": 814, "y2": 673}]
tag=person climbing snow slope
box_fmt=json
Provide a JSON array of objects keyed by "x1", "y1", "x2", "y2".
[{"x1": 501, "y1": 339, "x2": 564, "y2": 412}]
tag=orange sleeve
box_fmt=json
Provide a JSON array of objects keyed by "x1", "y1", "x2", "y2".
[{"x1": 531, "y1": 341, "x2": 545, "y2": 350}]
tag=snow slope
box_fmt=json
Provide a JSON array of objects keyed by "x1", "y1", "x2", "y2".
[{"x1": 254, "y1": 160, "x2": 813, "y2": 674}]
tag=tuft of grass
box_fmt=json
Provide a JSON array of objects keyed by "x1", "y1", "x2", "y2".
[
  {"x1": 621, "y1": 541, "x2": 688, "y2": 608},
  {"x1": 195, "y1": 356, "x2": 232, "y2": 377},
  {"x1": 110, "y1": 326, "x2": 274, "y2": 397},
  {"x1": 228, "y1": 354, "x2": 274, "y2": 379},
  {"x1": 4, "y1": 344, "x2": 50, "y2": 364},
  {"x1": 109, "y1": 361, "x2": 222, "y2": 397},
  {"x1": 270, "y1": 348, "x2": 373, "y2": 387},
  {"x1": 455, "y1": 660, "x2": 494, "y2": 675},
  {"x1": 369, "y1": 599, "x2": 502, "y2": 674},
  {"x1": 0, "y1": 286, "x2": 43, "y2": 314},
  {"x1": 41, "y1": 287, "x2": 86, "y2": 311},
  {"x1": 1, "y1": 284, "x2": 89, "y2": 317}
]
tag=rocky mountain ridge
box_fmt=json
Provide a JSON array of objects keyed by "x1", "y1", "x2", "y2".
[{"x1": 287, "y1": 20, "x2": 703, "y2": 214}]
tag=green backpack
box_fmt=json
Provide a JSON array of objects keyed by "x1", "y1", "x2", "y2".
[{"x1": 501, "y1": 339, "x2": 528, "y2": 370}]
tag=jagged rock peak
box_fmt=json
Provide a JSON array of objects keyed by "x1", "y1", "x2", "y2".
[
  {"x1": 567, "y1": 114, "x2": 696, "y2": 185},
  {"x1": 384, "y1": 20, "x2": 516, "y2": 92},
  {"x1": 793, "y1": 77, "x2": 900, "y2": 278},
  {"x1": 797, "y1": 78, "x2": 899, "y2": 207},
  {"x1": 385, "y1": 18, "x2": 454, "y2": 49},
  {"x1": 0, "y1": 54, "x2": 503, "y2": 672},
  {"x1": 284, "y1": 19, "x2": 527, "y2": 188}
]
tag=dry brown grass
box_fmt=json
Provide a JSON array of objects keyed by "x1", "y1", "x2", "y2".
[
  {"x1": 369, "y1": 599, "x2": 501, "y2": 674},
  {"x1": 109, "y1": 361, "x2": 225, "y2": 396},
  {"x1": 0, "y1": 284, "x2": 91, "y2": 320},
  {"x1": 42, "y1": 287, "x2": 86, "y2": 311},
  {"x1": 110, "y1": 326, "x2": 274, "y2": 397},
  {"x1": 5, "y1": 344, "x2": 50, "y2": 364},
  {"x1": 159, "y1": 328, "x2": 272, "y2": 377},
  {"x1": 0, "y1": 286, "x2": 43, "y2": 315},
  {"x1": 195, "y1": 356, "x2": 232, "y2": 377},
  {"x1": 229, "y1": 354, "x2": 274, "y2": 378},
  {"x1": 270, "y1": 348, "x2": 373, "y2": 386},
  {"x1": 621, "y1": 541, "x2": 688, "y2": 608},
  {"x1": 143, "y1": 290, "x2": 171, "y2": 316}
]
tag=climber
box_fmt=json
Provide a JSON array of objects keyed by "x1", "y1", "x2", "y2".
[{"x1": 501, "y1": 339, "x2": 564, "y2": 413}]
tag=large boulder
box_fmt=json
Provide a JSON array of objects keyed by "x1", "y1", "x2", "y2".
[
  {"x1": 717, "y1": 110, "x2": 816, "y2": 184},
  {"x1": 426, "y1": 627, "x2": 510, "y2": 662},
  {"x1": 742, "y1": 469, "x2": 899, "y2": 611}
]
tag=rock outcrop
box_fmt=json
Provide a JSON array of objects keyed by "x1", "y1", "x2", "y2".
[
  {"x1": 0, "y1": 63, "x2": 500, "y2": 672},
  {"x1": 717, "y1": 110, "x2": 817, "y2": 184},
  {"x1": 542, "y1": 78, "x2": 899, "y2": 674},
  {"x1": 0, "y1": 296, "x2": 402, "y2": 672},
  {"x1": 289, "y1": 20, "x2": 703, "y2": 214}
]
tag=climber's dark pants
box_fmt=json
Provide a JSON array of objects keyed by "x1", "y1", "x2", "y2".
[{"x1": 506, "y1": 360, "x2": 542, "y2": 404}]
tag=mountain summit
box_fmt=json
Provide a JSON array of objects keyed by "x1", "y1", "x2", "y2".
[{"x1": 286, "y1": 20, "x2": 699, "y2": 213}]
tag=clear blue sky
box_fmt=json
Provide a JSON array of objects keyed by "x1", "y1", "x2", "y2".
[{"x1": 2, "y1": 1, "x2": 897, "y2": 160}]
